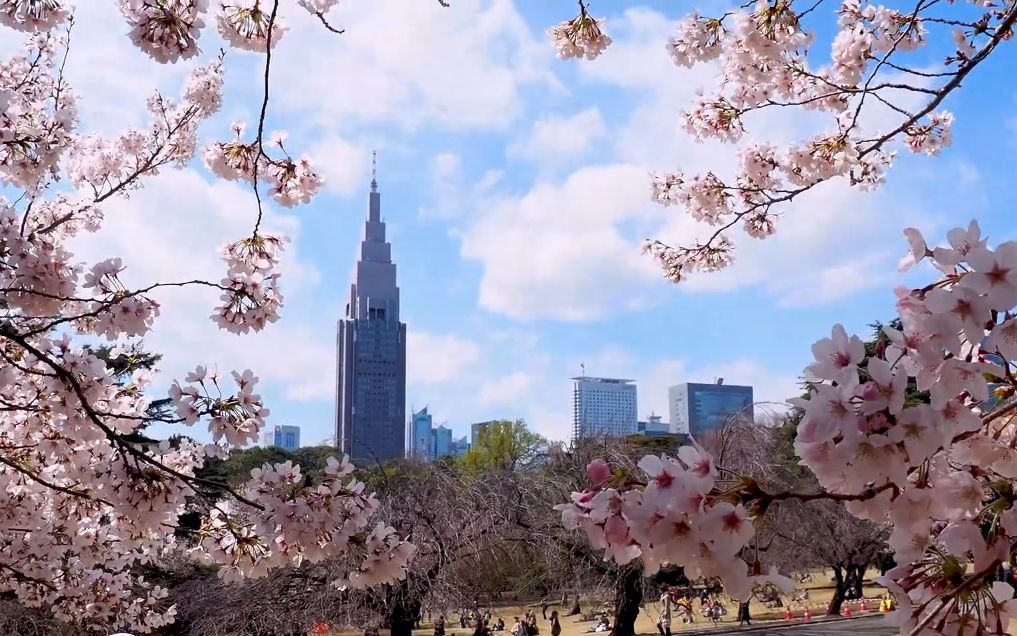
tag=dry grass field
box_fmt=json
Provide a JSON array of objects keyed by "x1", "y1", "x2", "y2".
[{"x1": 313, "y1": 571, "x2": 890, "y2": 636}]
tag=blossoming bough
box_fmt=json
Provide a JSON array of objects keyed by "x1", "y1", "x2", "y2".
[
  {"x1": 0, "y1": 0, "x2": 456, "y2": 632},
  {"x1": 549, "y1": 2, "x2": 1017, "y2": 634},
  {"x1": 549, "y1": 0, "x2": 1016, "y2": 283}
]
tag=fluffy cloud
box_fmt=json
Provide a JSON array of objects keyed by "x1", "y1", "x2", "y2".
[
  {"x1": 507, "y1": 108, "x2": 606, "y2": 163},
  {"x1": 460, "y1": 163, "x2": 667, "y2": 320},
  {"x1": 407, "y1": 332, "x2": 481, "y2": 385},
  {"x1": 271, "y1": 0, "x2": 558, "y2": 132},
  {"x1": 478, "y1": 372, "x2": 534, "y2": 405},
  {"x1": 71, "y1": 168, "x2": 333, "y2": 404},
  {"x1": 419, "y1": 152, "x2": 503, "y2": 220}
]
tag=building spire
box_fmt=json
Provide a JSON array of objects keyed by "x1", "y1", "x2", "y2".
[{"x1": 370, "y1": 150, "x2": 377, "y2": 193}]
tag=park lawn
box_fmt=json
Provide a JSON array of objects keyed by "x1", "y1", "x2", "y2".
[{"x1": 316, "y1": 571, "x2": 890, "y2": 636}]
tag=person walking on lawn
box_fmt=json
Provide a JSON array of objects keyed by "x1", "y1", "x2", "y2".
[
  {"x1": 550, "y1": 611, "x2": 561, "y2": 636},
  {"x1": 737, "y1": 601, "x2": 752, "y2": 627}
]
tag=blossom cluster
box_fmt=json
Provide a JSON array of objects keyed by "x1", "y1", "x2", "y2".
[
  {"x1": 217, "y1": 0, "x2": 287, "y2": 52},
  {"x1": 556, "y1": 450, "x2": 791, "y2": 602},
  {"x1": 169, "y1": 366, "x2": 268, "y2": 448},
  {"x1": 195, "y1": 457, "x2": 415, "y2": 586},
  {"x1": 213, "y1": 233, "x2": 286, "y2": 334},
  {"x1": 568, "y1": 221, "x2": 1017, "y2": 633},
  {"x1": 204, "y1": 123, "x2": 325, "y2": 207},
  {"x1": 547, "y1": 4, "x2": 612, "y2": 61}
]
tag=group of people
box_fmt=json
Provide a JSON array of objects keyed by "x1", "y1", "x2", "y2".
[
  {"x1": 656, "y1": 586, "x2": 736, "y2": 635},
  {"x1": 438, "y1": 608, "x2": 561, "y2": 636}
]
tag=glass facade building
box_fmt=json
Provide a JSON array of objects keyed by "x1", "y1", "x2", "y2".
[
  {"x1": 335, "y1": 171, "x2": 407, "y2": 463},
  {"x1": 669, "y1": 382, "x2": 754, "y2": 437},
  {"x1": 432, "y1": 425, "x2": 453, "y2": 458},
  {"x1": 407, "y1": 407, "x2": 433, "y2": 461},
  {"x1": 262, "y1": 425, "x2": 300, "y2": 451}
]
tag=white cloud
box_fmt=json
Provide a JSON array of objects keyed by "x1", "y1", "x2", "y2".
[
  {"x1": 307, "y1": 136, "x2": 371, "y2": 197},
  {"x1": 460, "y1": 163, "x2": 667, "y2": 321},
  {"x1": 419, "y1": 152, "x2": 503, "y2": 220},
  {"x1": 407, "y1": 332, "x2": 481, "y2": 385},
  {"x1": 72, "y1": 168, "x2": 333, "y2": 404},
  {"x1": 507, "y1": 108, "x2": 606, "y2": 163},
  {"x1": 271, "y1": 0, "x2": 559, "y2": 132},
  {"x1": 479, "y1": 371, "x2": 534, "y2": 405}
]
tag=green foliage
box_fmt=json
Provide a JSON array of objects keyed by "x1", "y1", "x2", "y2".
[
  {"x1": 195, "y1": 445, "x2": 346, "y2": 487},
  {"x1": 621, "y1": 433, "x2": 687, "y2": 454},
  {"x1": 458, "y1": 419, "x2": 548, "y2": 475}
]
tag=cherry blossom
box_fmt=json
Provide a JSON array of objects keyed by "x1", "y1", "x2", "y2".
[
  {"x1": 0, "y1": 3, "x2": 411, "y2": 631},
  {"x1": 548, "y1": 2, "x2": 612, "y2": 61},
  {"x1": 217, "y1": 0, "x2": 286, "y2": 52},
  {"x1": 118, "y1": 0, "x2": 209, "y2": 63},
  {"x1": 0, "y1": 0, "x2": 69, "y2": 32}
]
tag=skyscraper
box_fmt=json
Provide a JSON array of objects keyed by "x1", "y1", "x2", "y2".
[
  {"x1": 407, "y1": 406, "x2": 433, "y2": 461},
  {"x1": 669, "y1": 380, "x2": 753, "y2": 438},
  {"x1": 571, "y1": 376, "x2": 638, "y2": 439},
  {"x1": 431, "y1": 425, "x2": 453, "y2": 458},
  {"x1": 335, "y1": 157, "x2": 407, "y2": 463}
]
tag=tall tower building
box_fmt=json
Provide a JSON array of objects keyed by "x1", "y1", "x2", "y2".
[{"x1": 336, "y1": 155, "x2": 407, "y2": 463}]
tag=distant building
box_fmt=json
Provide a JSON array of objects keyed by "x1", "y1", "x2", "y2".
[
  {"x1": 262, "y1": 425, "x2": 300, "y2": 451},
  {"x1": 637, "y1": 414, "x2": 671, "y2": 436},
  {"x1": 669, "y1": 380, "x2": 754, "y2": 438},
  {"x1": 452, "y1": 435, "x2": 470, "y2": 457},
  {"x1": 572, "y1": 377, "x2": 638, "y2": 439},
  {"x1": 432, "y1": 425, "x2": 453, "y2": 458},
  {"x1": 407, "y1": 407, "x2": 433, "y2": 461},
  {"x1": 471, "y1": 420, "x2": 501, "y2": 448}
]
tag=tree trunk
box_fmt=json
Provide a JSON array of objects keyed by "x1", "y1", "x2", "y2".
[
  {"x1": 850, "y1": 565, "x2": 865, "y2": 600},
  {"x1": 388, "y1": 579, "x2": 423, "y2": 636},
  {"x1": 611, "y1": 564, "x2": 642, "y2": 636},
  {"x1": 827, "y1": 566, "x2": 846, "y2": 616}
]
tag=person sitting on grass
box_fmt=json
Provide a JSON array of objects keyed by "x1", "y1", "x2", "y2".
[{"x1": 586, "y1": 616, "x2": 611, "y2": 633}]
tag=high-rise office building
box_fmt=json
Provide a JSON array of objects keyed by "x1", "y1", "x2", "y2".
[
  {"x1": 335, "y1": 158, "x2": 407, "y2": 463},
  {"x1": 407, "y1": 407, "x2": 433, "y2": 461},
  {"x1": 452, "y1": 436, "x2": 470, "y2": 457},
  {"x1": 470, "y1": 420, "x2": 501, "y2": 448},
  {"x1": 262, "y1": 425, "x2": 300, "y2": 451},
  {"x1": 669, "y1": 380, "x2": 754, "y2": 438},
  {"x1": 571, "y1": 377, "x2": 638, "y2": 439},
  {"x1": 432, "y1": 425, "x2": 453, "y2": 458}
]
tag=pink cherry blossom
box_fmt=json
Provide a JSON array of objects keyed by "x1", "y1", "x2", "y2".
[{"x1": 548, "y1": 5, "x2": 611, "y2": 61}]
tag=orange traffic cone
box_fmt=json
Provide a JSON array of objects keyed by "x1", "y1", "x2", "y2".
[
  {"x1": 784, "y1": 608, "x2": 794, "y2": 621},
  {"x1": 842, "y1": 604, "x2": 852, "y2": 617},
  {"x1": 803, "y1": 608, "x2": 812, "y2": 621},
  {"x1": 859, "y1": 599, "x2": 867, "y2": 613}
]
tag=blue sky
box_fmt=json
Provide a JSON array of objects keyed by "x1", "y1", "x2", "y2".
[{"x1": 5, "y1": 0, "x2": 1014, "y2": 444}]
